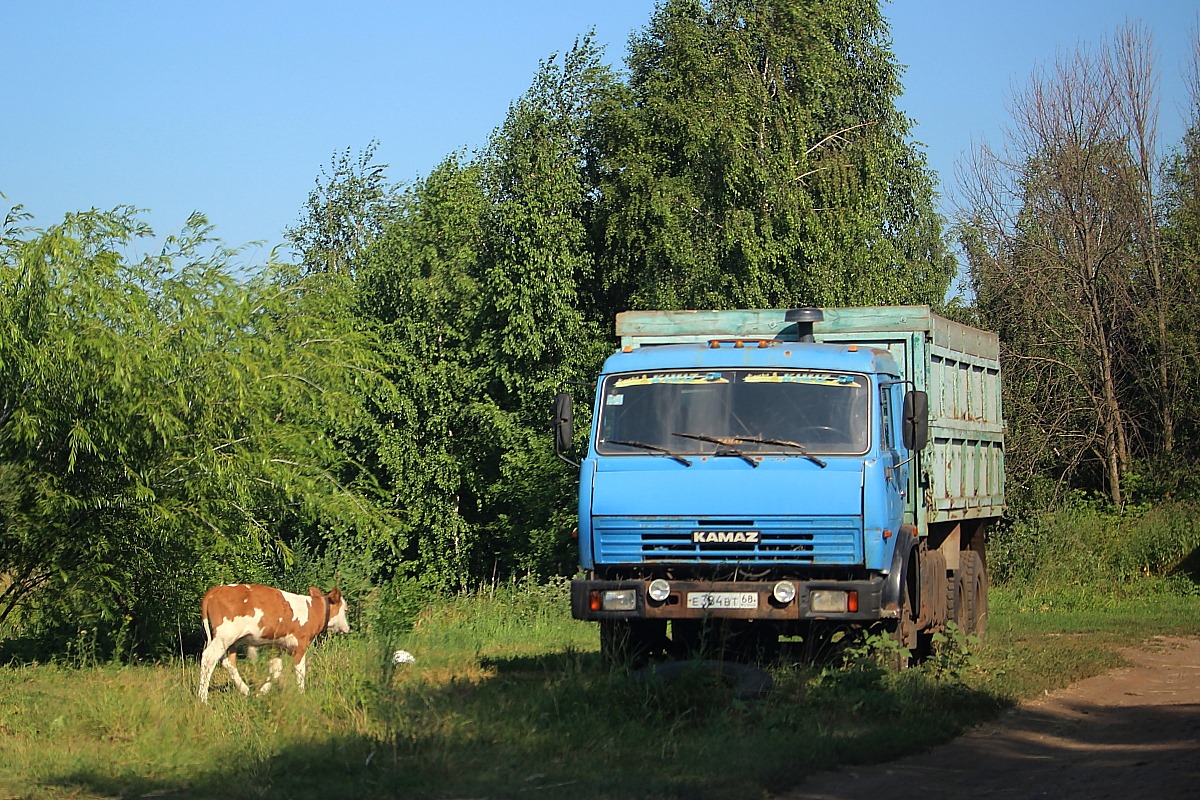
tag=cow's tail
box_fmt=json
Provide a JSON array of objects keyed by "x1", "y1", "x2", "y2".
[{"x1": 201, "y1": 594, "x2": 212, "y2": 645}]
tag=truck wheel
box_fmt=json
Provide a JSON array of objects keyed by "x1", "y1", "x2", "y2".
[
  {"x1": 961, "y1": 550, "x2": 988, "y2": 638},
  {"x1": 883, "y1": 567, "x2": 919, "y2": 670},
  {"x1": 948, "y1": 560, "x2": 960, "y2": 626},
  {"x1": 952, "y1": 558, "x2": 970, "y2": 632}
]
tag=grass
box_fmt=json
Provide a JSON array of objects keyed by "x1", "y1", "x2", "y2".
[{"x1": 3, "y1": 575, "x2": 1199, "y2": 800}]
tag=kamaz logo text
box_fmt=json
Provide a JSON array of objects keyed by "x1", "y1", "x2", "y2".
[{"x1": 692, "y1": 530, "x2": 760, "y2": 544}]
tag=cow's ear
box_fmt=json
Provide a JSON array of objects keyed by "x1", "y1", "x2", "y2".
[{"x1": 328, "y1": 587, "x2": 342, "y2": 603}]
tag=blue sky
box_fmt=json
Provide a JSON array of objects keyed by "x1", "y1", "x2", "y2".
[{"x1": 3, "y1": 1, "x2": 1196, "y2": 266}]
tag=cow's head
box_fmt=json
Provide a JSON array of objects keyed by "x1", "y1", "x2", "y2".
[{"x1": 324, "y1": 587, "x2": 350, "y2": 634}]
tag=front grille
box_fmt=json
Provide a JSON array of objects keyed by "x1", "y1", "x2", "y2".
[{"x1": 592, "y1": 516, "x2": 863, "y2": 565}]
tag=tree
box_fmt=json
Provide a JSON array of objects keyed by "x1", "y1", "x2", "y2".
[
  {"x1": 0, "y1": 207, "x2": 391, "y2": 656},
  {"x1": 1160, "y1": 30, "x2": 1200, "y2": 462},
  {"x1": 356, "y1": 155, "x2": 493, "y2": 588},
  {"x1": 591, "y1": 0, "x2": 954, "y2": 312},
  {"x1": 282, "y1": 2, "x2": 963, "y2": 591},
  {"x1": 287, "y1": 140, "x2": 400, "y2": 278},
  {"x1": 355, "y1": 40, "x2": 618, "y2": 587},
  {"x1": 471, "y1": 39, "x2": 614, "y2": 577},
  {"x1": 957, "y1": 23, "x2": 1182, "y2": 506}
]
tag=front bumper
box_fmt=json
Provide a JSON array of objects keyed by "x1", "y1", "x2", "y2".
[{"x1": 570, "y1": 576, "x2": 887, "y2": 622}]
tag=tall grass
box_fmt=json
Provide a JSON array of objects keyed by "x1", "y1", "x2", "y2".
[
  {"x1": 0, "y1": 579, "x2": 1000, "y2": 800},
  {"x1": 3, "y1": 538, "x2": 1200, "y2": 798}
]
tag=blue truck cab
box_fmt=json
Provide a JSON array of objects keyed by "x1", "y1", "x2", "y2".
[{"x1": 556, "y1": 306, "x2": 1005, "y2": 663}]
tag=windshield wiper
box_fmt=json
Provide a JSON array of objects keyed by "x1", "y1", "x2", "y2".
[
  {"x1": 671, "y1": 432, "x2": 759, "y2": 468},
  {"x1": 605, "y1": 439, "x2": 693, "y2": 466},
  {"x1": 730, "y1": 436, "x2": 827, "y2": 468}
]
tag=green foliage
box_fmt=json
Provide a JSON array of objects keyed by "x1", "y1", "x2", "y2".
[
  {"x1": 988, "y1": 500, "x2": 1200, "y2": 593},
  {"x1": 924, "y1": 622, "x2": 982, "y2": 683},
  {"x1": 355, "y1": 155, "x2": 493, "y2": 588},
  {"x1": 1161, "y1": 120, "x2": 1200, "y2": 460},
  {"x1": 959, "y1": 26, "x2": 1200, "y2": 503},
  {"x1": 593, "y1": 0, "x2": 954, "y2": 311},
  {"x1": 344, "y1": 41, "x2": 618, "y2": 589},
  {"x1": 287, "y1": 140, "x2": 400, "y2": 277},
  {"x1": 0, "y1": 207, "x2": 393, "y2": 658}
]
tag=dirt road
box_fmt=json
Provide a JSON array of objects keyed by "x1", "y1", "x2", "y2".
[{"x1": 780, "y1": 636, "x2": 1200, "y2": 799}]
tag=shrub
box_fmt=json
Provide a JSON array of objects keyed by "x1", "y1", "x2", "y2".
[{"x1": 988, "y1": 500, "x2": 1200, "y2": 594}]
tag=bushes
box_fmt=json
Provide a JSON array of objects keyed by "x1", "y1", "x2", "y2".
[{"x1": 988, "y1": 499, "x2": 1200, "y2": 594}]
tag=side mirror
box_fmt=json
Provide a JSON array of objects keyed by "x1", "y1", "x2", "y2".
[
  {"x1": 902, "y1": 390, "x2": 929, "y2": 452},
  {"x1": 554, "y1": 392, "x2": 574, "y2": 455}
]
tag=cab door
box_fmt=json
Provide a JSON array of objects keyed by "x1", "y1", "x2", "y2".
[{"x1": 879, "y1": 383, "x2": 909, "y2": 529}]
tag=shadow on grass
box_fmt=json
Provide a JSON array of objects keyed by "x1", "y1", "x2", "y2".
[
  {"x1": 48, "y1": 699, "x2": 1200, "y2": 800},
  {"x1": 480, "y1": 648, "x2": 597, "y2": 675},
  {"x1": 39, "y1": 649, "x2": 1013, "y2": 800}
]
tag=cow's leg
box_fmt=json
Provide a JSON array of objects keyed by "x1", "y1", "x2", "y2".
[
  {"x1": 258, "y1": 656, "x2": 284, "y2": 695},
  {"x1": 198, "y1": 639, "x2": 228, "y2": 703},
  {"x1": 293, "y1": 652, "x2": 308, "y2": 692},
  {"x1": 221, "y1": 651, "x2": 252, "y2": 696}
]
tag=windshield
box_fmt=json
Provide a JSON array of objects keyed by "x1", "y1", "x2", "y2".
[{"x1": 597, "y1": 369, "x2": 870, "y2": 456}]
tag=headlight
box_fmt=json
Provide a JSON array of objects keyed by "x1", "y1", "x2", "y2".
[
  {"x1": 772, "y1": 581, "x2": 797, "y2": 604},
  {"x1": 810, "y1": 589, "x2": 848, "y2": 613},
  {"x1": 601, "y1": 589, "x2": 637, "y2": 611},
  {"x1": 648, "y1": 579, "x2": 671, "y2": 602}
]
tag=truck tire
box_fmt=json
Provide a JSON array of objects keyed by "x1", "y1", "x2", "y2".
[
  {"x1": 883, "y1": 559, "x2": 919, "y2": 670},
  {"x1": 947, "y1": 559, "x2": 960, "y2": 626},
  {"x1": 955, "y1": 550, "x2": 989, "y2": 638}
]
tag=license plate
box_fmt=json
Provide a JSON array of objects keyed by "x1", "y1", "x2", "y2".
[{"x1": 686, "y1": 592, "x2": 759, "y2": 610}]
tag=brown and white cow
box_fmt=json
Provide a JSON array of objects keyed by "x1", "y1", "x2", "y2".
[{"x1": 198, "y1": 583, "x2": 349, "y2": 703}]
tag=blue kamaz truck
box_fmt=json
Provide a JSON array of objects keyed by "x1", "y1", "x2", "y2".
[{"x1": 554, "y1": 306, "x2": 1005, "y2": 663}]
